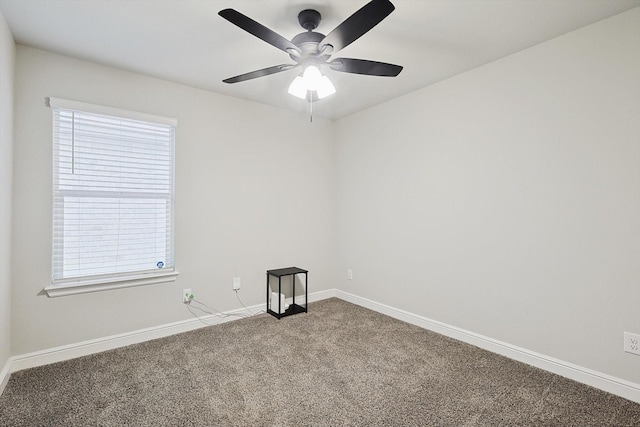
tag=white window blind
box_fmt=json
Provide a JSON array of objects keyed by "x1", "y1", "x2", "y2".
[{"x1": 49, "y1": 98, "x2": 176, "y2": 291}]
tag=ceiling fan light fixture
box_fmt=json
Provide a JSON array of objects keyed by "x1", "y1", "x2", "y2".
[
  {"x1": 288, "y1": 65, "x2": 336, "y2": 100},
  {"x1": 302, "y1": 65, "x2": 323, "y2": 90},
  {"x1": 316, "y1": 75, "x2": 336, "y2": 99},
  {"x1": 288, "y1": 75, "x2": 308, "y2": 99}
]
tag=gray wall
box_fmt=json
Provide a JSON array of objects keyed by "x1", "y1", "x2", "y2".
[
  {"x1": 334, "y1": 8, "x2": 640, "y2": 385},
  {"x1": 0, "y1": 9, "x2": 14, "y2": 375},
  {"x1": 11, "y1": 46, "x2": 334, "y2": 355}
]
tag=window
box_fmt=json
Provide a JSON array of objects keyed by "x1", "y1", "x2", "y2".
[{"x1": 44, "y1": 98, "x2": 178, "y2": 297}]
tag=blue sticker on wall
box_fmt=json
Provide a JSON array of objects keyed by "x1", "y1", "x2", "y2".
[{"x1": 157, "y1": 261, "x2": 164, "y2": 268}]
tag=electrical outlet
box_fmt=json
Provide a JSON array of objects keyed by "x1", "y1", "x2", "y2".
[
  {"x1": 183, "y1": 288, "x2": 192, "y2": 304},
  {"x1": 232, "y1": 277, "x2": 241, "y2": 290},
  {"x1": 347, "y1": 269, "x2": 353, "y2": 280},
  {"x1": 624, "y1": 332, "x2": 640, "y2": 356}
]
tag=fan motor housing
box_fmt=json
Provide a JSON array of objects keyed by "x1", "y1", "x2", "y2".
[{"x1": 290, "y1": 31, "x2": 325, "y2": 59}]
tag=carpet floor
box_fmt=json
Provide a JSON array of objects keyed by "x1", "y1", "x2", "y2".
[{"x1": 1, "y1": 298, "x2": 639, "y2": 426}]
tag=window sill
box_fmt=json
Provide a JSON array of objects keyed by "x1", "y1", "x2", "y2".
[{"x1": 43, "y1": 270, "x2": 180, "y2": 297}]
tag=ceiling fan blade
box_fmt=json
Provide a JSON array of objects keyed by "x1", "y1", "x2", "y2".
[
  {"x1": 328, "y1": 58, "x2": 402, "y2": 77},
  {"x1": 319, "y1": 0, "x2": 395, "y2": 54},
  {"x1": 223, "y1": 64, "x2": 298, "y2": 84},
  {"x1": 219, "y1": 9, "x2": 301, "y2": 55}
]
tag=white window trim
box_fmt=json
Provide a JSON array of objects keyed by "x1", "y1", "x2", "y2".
[
  {"x1": 44, "y1": 97, "x2": 179, "y2": 297},
  {"x1": 46, "y1": 97, "x2": 177, "y2": 127},
  {"x1": 43, "y1": 270, "x2": 180, "y2": 297}
]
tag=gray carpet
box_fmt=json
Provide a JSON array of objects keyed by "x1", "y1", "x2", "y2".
[{"x1": 1, "y1": 298, "x2": 639, "y2": 426}]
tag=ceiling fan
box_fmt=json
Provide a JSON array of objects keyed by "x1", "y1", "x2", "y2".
[{"x1": 218, "y1": 0, "x2": 403, "y2": 101}]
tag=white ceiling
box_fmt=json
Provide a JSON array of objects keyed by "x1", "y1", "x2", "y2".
[{"x1": 1, "y1": 0, "x2": 639, "y2": 120}]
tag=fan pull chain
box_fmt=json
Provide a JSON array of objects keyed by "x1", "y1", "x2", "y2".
[{"x1": 309, "y1": 95, "x2": 313, "y2": 123}]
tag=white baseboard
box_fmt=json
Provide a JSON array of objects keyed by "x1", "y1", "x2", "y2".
[
  {"x1": 287, "y1": 288, "x2": 335, "y2": 306},
  {"x1": 335, "y1": 289, "x2": 640, "y2": 404},
  {"x1": 10, "y1": 289, "x2": 336, "y2": 375},
  {"x1": 0, "y1": 358, "x2": 11, "y2": 396}
]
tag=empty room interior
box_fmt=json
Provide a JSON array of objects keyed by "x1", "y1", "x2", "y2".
[{"x1": 1, "y1": 0, "x2": 640, "y2": 425}]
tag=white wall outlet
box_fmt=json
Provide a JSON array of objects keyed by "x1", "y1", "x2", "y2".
[
  {"x1": 232, "y1": 277, "x2": 241, "y2": 290},
  {"x1": 183, "y1": 288, "x2": 192, "y2": 303},
  {"x1": 347, "y1": 269, "x2": 353, "y2": 280},
  {"x1": 624, "y1": 332, "x2": 640, "y2": 356}
]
